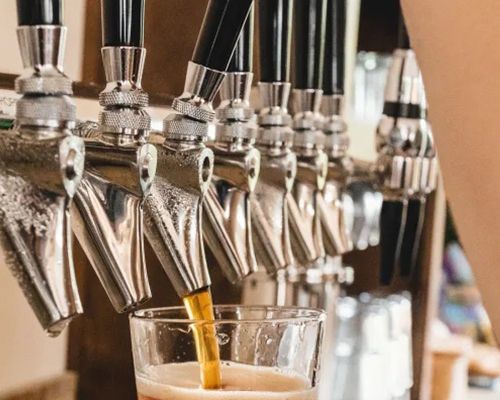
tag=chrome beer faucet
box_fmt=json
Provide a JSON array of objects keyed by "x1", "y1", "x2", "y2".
[
  {"x1": 242, "y1": 0, "x2": 297, "y2": 306},
  {"x1": 72, "y1": 0, "x2": 157, "y2": 312},
  {"x1": 287, "y1": 0, "x2": 329, "y2": 305},
  {"x1": 375, "y1": 11, "x2": 438, "y2": 284},
  {"x1": 319, "y1": 0, "x2": 353, "y2": 258},
  {"x1": 203, "y1": 6, "x2": 261, "y2": 284},
  {"x1": 144, "y1": 0, "x2": 254, "y2": 297},
  {"x1": 0, "y1": 0, "x2": 85, "y2": 335}
]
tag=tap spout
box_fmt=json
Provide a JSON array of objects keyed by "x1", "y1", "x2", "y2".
[
  {"x1": 1, "y1": 4, "x2": 85, "y2": 336},
  {"x1": 72, "y1": 1, "x2": 157, "y2": 313}
]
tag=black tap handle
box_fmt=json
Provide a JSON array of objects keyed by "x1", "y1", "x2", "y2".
[
  {"x1": 400, "y1": 198, "x2": 426, "y2": 278},
  {"x1": 101, "y1": 0, "x2": 145, "y2": 47},
  {"x1": 258, "y1": 0, "x2": 294, "y2": 83},
  {"x1": 379, "y1": 200, "x2": 407, "y2": 286},
  {"x1": 293, "y1": 0, "x2": 327, "y2": 90},
  {"x1": 228, "y1": 4, "x2": 254, "y2": 73},
  {"x1": 17, "y1": 0, "x2": 63, "y2": 26},
  {"x1": 193, "y1": 0, "x2": 254, "y2": 72},
  {"x1": 323, "y1": 0, "x2": 346, "y2": 95},
  {"x1": 397, "y1": 5, "x2": 410, "y2": 50}
]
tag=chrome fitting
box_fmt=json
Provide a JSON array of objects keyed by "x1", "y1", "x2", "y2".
[
  {"x1": 291, "y1": 88, "x2": 323, "y2": 128},
  {"x1": 215, "y1": 72, "x2": 257, "y2": 142},
  {"x1": 98, "y1": 47, "x2": 151, "y2": 135},
  {"x1": 384, "y1": 49, "x2": 423, "y2": 105},
  {"x1": 258, "y1": 82, "x2": 293, "y2": 127},
  {"x1": 172, "y1": 61, "x2": 226, "y2": 123},
  {"x1": 15, "y1": 26, "x2": 72, "y2": 95},
  {"x1": 15, "y1": 26, "x2": 75, "y2": 130},
  {"x1": 322, "y1": 95, "x2": 349, "y2": 159}
]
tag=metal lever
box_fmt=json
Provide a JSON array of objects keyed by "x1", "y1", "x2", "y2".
[
  {"x1": 72, "y1": 0, "x2": 156, "y2": 313},
  {"x1": 146, "y1": 0, "x2": 253, "y2": 297},
  {"x1": 0, "y1": 0, "x2": 85, "y2": 336}
]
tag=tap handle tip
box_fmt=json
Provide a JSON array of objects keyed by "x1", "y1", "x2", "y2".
[
  {"x1": 17, "y1": 0, "x2": 63, "y2": 26},
  {"x1": 323, "y1": 0, "x2": 346, "y2": 95},
  {"x1": 227, "y1": 4, "x2": 254, "y2": 73},
  {"x1": 258, "y1": 0, "x2": 294, "y2": 83},
  {"x1": 293, "y1": 0, "x2": 327, "y2": 90},
  {"x1": 192, "y1": 0, "x2": 254, "y2": 72},
  {"x1": 101, "y1": 0, "x2": 145, "y2": 47}
]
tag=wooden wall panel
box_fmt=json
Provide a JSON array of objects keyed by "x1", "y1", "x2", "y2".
[{"x1": 83, "y1": 0, "x2": 209, "y2": 99}]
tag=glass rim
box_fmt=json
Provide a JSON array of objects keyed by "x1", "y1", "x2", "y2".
[{"x1": 130, "y1": 304, "x2": 326, "y2": 325}]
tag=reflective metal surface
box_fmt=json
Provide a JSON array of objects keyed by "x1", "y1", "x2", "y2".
[
  {"x1": 0, "y1": 25, "x2": 85, "y2": 336},
  {"x1": 72, "y1": 45, "x2": 157, "y2": 313},
  {"x1": 203, "y1": 72, "x2": 261, "y2": 283},
  {"x1": 144, "y1": 136, "x2": 213, "y2": 297}
]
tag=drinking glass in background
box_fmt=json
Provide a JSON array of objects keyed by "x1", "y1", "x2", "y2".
[
  {"x1": 327, "y1": 293, "x2": 413, "y2": 400},
  {"x1": 130, "y1": 305, "x2": 326, "y2": 400}
]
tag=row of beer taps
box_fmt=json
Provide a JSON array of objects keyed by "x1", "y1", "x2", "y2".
[{"x1": 0, "y1": 0, "x2": 437, "y2": 336}]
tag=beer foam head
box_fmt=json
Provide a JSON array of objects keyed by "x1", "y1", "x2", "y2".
[{"x1": 136, "y1": 362, "x2": 317, "y2": 400}]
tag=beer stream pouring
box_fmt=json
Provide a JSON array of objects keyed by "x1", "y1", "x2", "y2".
[
  {"x1": 203, "y1": 5, "x2": 261, "y2": 284},
  {"x1": 0, "y1": 0, "x2": 85, "y2": 335},
  {"x1": 375, "y1": 9, "x2": 438, "y2": 285},
  {"x1": 288, "y1": 0, "x2": 329, "y2": 307},
  {"x1": 72, "y1": 0, "x2": 157, "y2": 313},
  {"x1": 144, "y1": 0, "x2": 254, "y2": 297},
  {"x1": 244, "y1": 0, "x2": 297, "y2": 306}
]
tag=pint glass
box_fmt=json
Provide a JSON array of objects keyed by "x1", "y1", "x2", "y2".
[{"x1": 130, "y1": 305, "x2": 326, "y2": 399}]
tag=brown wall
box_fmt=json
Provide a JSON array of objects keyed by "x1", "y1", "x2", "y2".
[{"x1": 83, "y1": 0, "x2": 210, "y2": 98}]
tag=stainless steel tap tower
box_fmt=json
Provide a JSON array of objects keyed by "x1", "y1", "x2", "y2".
[
  {"x1": 0, "y1": 0, "x2": 85, "y2": 336},
  {"x1": 72, "y1": 0, "x2": 157, "y2": 313}
]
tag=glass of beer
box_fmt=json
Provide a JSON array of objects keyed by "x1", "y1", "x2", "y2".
[{"x1": 130, "y1": 305, "x2": 326, "y2": 399}]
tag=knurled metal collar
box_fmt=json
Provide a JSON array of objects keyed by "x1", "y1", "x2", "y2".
[
  {"x1": 257, "y1": 125, "x2": 294, "y2": 146},
  {"x1": 293, "y1": 128, "x2": 324, "y2": 149},
  {"x1": 216, "y1": 106, "x2": 254, "y2": 122},
  {"x1": 163, "y1": 113, "x2": 210, "y2": 140},
  {"x1": 99, "y1": 109, "x2": 151, "y2": 131},
  {"x1": 99, "y1": 90, "x2": 149, "y2": 108},
  {"x1": 216, "y1": 121, "x2": 258, "y2": 142},
  {"x1": 258, "y1": 112, "x2": 292, "y2": 127},
  {"x1": 16, "y1": 95, "x2": 75, "y2": 126},
  {"x1": 172, "y1": 97, "x2": 215, "y2": 123},
  {"x1": 15, "y1": 75, "x2": 73, "y2": 96}
]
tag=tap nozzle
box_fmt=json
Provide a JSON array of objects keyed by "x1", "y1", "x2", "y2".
[
  {"x1": 1, "y1": 3, "x2": 85, "y2": 335},
  {"x1": 72, "y1": 0, "x2": 156, "y2": 313}
]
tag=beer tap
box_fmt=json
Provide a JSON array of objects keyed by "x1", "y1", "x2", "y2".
[
  {"x1": 244, "y1": 0, "x2": 296, "y2": 306},
  {"x1": 72, "y1": 0, "x2": 157, "y2": 313},
  {"x1": 318, "y1": 0, "x2": 353, "y2": 268},
  {"x1": 0, "y1": 0, "x2": 85, "y2": 335},
  {"x1": 202, "y1": 5, "x2": 261, "y2": 284},
  {"x1": 375, "y1": 9, "x2": 438, "y2": 284},
  {"x1": 144, "y1": 0, "x2": 254, "y2": 297},
  {"x1": 287, "y1": 0, "x2": 329, "y2": 305}
]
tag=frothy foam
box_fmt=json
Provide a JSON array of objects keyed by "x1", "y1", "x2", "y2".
[{"x1": 136, "y1": 362, "x2": 317, "y2": 400}]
